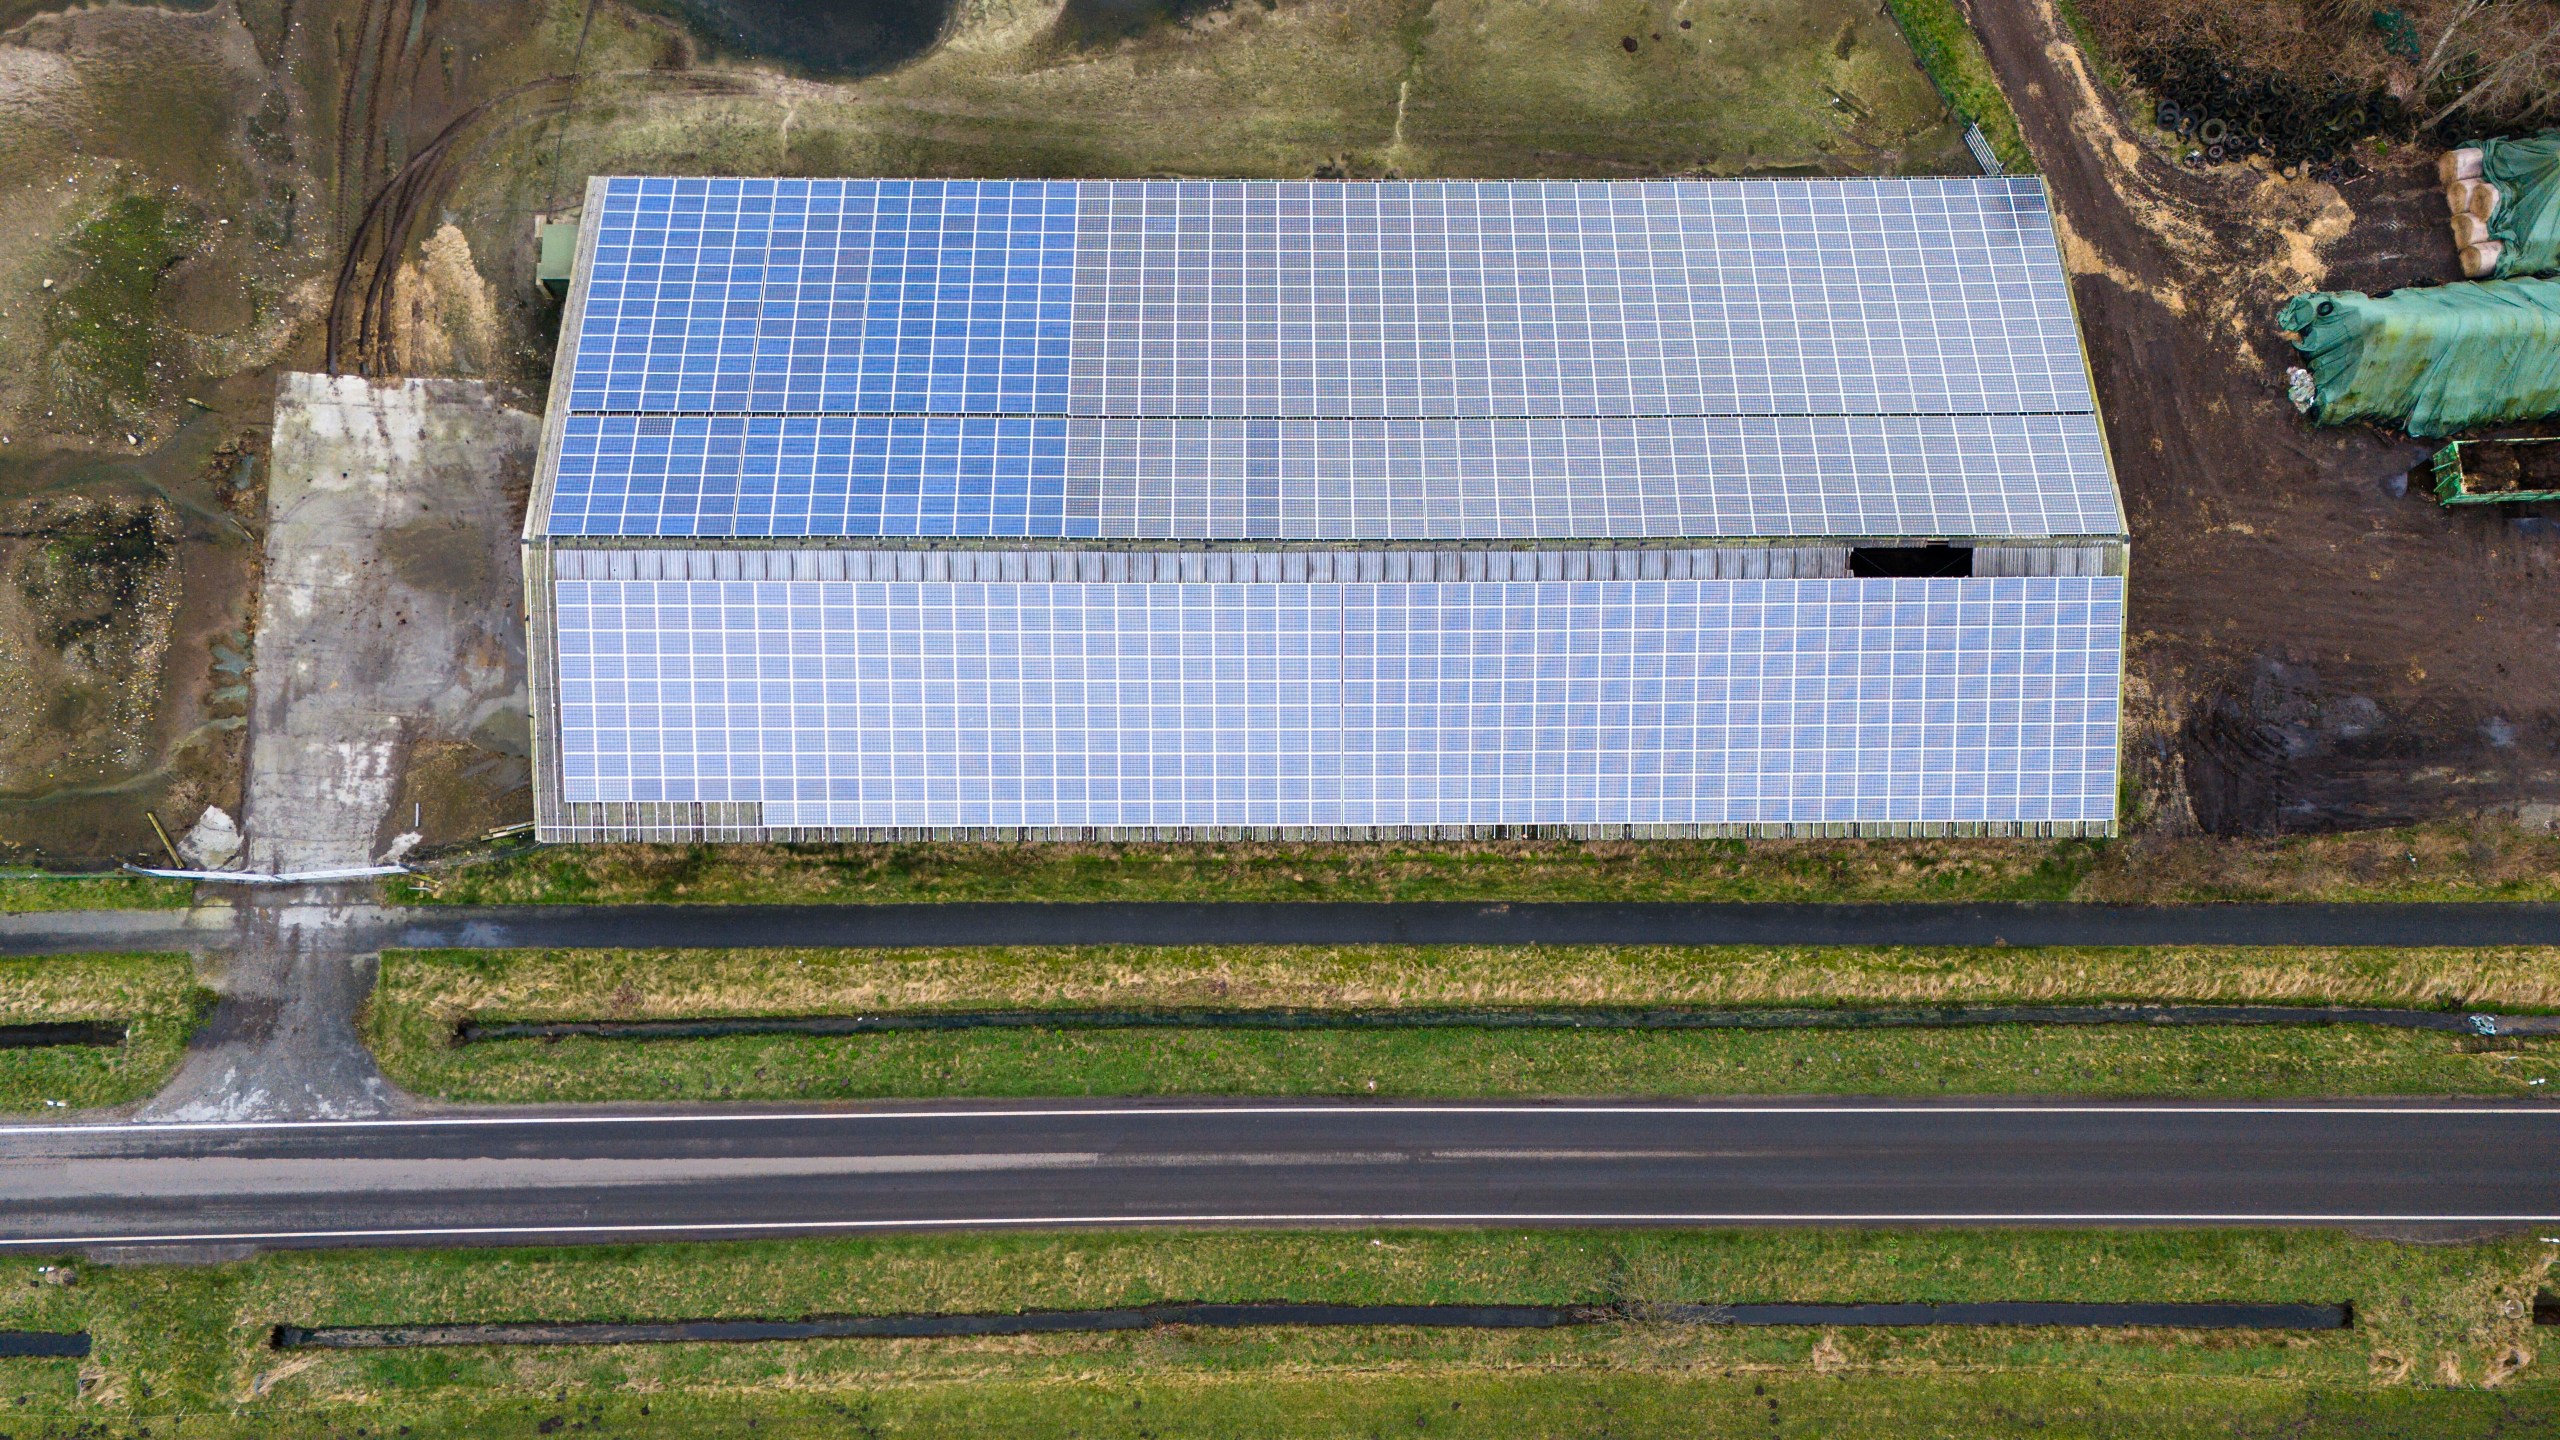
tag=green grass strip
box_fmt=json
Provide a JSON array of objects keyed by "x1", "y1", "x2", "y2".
[
  {"x1": 1878, "y1": 0, "x2": 2034, "y2": 171},
  {"x1": 0, "y1": 953, "x2": 207, "y2": 1111},
  {"x1": 386, "y1": 1019, "x2": 2560, "y2": 1103},
  {"x1": 369, "y1": 945, "x2": 2560, "y2": 1104},
  {"x1": 2, "y1": 1230, "x2": 2549, "y2": 1432},
  {"x1": 0, "y1": 873, "x2": 193, "y2": 912}
]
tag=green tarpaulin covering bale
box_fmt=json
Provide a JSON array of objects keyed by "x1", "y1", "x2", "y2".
[
  {"x1": 2476, "y1": 131, "x2": 2560, "y2": 278},
  {"x1": 2279, "y1": 277, "x2": 2560, "y2": 437}
]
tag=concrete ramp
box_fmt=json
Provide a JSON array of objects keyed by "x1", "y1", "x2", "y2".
[
  {"x1": 246, "y1": 373, "x2": 534, "y2": 873},
  {"x1": 147, "y1": 374, "x2": 535, "y2": 1121}
]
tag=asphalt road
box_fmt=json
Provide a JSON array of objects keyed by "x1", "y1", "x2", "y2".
[
  {"x1": 4, "y1": 1101, "x2": 2557, "y2": 1251},
  {"x1": 23, "y1": 900, "x2": 2560, "y2": 955}
]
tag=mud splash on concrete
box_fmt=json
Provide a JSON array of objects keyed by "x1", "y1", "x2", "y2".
[{"x1": 244, "y1": 373, "x2": 532, "y2": 874}]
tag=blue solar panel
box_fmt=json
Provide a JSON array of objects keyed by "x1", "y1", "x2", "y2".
[
  {"x1": 548, "y1": 414, "x2": 1072, "y2": 537},
  {"x1": 568, "y1": 177, "x2": 1077, "y2": 414},
  {"x1": 549, "y1": 562, "x2": 2122, "y2": 832},
  {"x1": 545, "y1": 412, "x2": 2119, "y2": 540}
]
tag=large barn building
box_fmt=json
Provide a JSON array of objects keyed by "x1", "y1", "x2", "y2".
[{"x1": 524, "y1": 175, "x2": 2126, "y2": 842}]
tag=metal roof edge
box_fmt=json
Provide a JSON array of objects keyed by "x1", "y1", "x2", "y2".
[{"x1": 523, "y1": 175, "x2": 608, "y2": 545}]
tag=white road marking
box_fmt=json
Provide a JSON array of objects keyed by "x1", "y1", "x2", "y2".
[
  {"x1": 7, "y1": 1212, "x2": 2560, "y2": 1250},
  {"x1": 0, "y1": 1153, "x2": 1109, "y2": 1199},
  {"x1": 4, "y1": 1101, "x2": 2558, "y2": 1138}
]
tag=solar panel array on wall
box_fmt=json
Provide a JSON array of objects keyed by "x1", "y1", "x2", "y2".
[{"x1": 526, "y1": 176, "x2": 2127, "y2": 841}]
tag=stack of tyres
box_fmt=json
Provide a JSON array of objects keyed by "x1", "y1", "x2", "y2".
[{"x1": 2131, "y1": 44, "x2": 2397, "y2": 168}]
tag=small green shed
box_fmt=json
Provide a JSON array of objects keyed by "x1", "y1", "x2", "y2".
[{"x1": 537, "y1": 221, "x2": 577, "y2": 300}]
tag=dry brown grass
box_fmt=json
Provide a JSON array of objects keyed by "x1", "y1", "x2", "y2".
[
  {"x1": 396, "y1": 835, "x2": 2092, "y2": 905},
  {"x1": 2078, "y1": 826, "x2": 2560, "y2": 902},
  {"x1": 378, "y1": 944, "x2": 2560, "y2": 1024},
  {"x1": 402, "y1": 820, "x2": 2560, "y2": 908},
  {"x1": 2078, "y1": 0, "x2": 2560, "y2": 128}
]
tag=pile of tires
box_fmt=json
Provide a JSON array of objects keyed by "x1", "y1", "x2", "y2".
[{"x1": 2130, "y1": 44, "x2": 2407, "y2": 167}]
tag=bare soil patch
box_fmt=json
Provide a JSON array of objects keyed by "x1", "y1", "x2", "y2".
[{"x1": 1967, "y1": 0, "x2": 2560, "y2": 837}]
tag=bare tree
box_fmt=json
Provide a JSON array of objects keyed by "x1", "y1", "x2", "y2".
[
  {"x1": 2419, "y1": 0, "x2": 2493, "y2": 86},
  {"x1": 2423, "y1": 4, "x2": 2560, "y2": 127}
]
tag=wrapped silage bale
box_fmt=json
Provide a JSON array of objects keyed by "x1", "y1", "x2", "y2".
[
  {"x1": 2451, "y1": 131, "x2": 2560, "y2": 277},
  {"x1": 2279, "y1": 276, "x2": 2560, "y2": 437}
]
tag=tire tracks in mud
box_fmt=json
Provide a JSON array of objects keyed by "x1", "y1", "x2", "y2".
[
  {"x1": 1959, "y1": 0, "x2": 2560, "y2": 836},
  {"x1": 323, "y1": 65, "x2": 751, "y2": 376}
]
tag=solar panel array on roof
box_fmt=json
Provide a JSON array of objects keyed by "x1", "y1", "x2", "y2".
[
  {"x1": 544, "y1": 176, "x2": 2118, "y2": 544},
  {"x1": 528, "y1": 174, "x2": 2126, "y2": 841},
  {"x1": 548, "y1": 555, "x2": 2121, "y2": 833},
  {"x1": 545, "y1": 412, "x2": 2117, "y2": 540}
]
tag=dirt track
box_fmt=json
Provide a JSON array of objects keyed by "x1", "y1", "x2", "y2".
[{"x1": 1963, "y1": 0, "x2": 2560, "y2": 836}]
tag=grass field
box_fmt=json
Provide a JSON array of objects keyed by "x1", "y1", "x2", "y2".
[
  {"x1": 514, "y1": 0, "x2": 1969, "y2": 190},
  {"x1": 368, "y1": 944, "x2": 2560, "y2": 1103},
  {"x1": 0, "y1": 952, "x2": 206, "y2": 1110},
  {"x1": 1880, "y1": 0, "x2": 2033, "y2": 169},
  {"x1": 2, "y1": 1229, "x2": 2549, "y2": 1435},
  {"x1": 387, "y1": 823, "x2": 2560, "y2": 907}
]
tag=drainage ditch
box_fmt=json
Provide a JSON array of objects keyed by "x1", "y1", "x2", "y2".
[
  {"x1": 0, "y1": 1331, "x2": 90, "y2": 1358},
  {"x1": 0, "y1": 1022, "x2": 124, "y2": 1050},
  {"x1": 1666, "y1": 1302, "x2": 2349, "y2": 1329},
  {"x1": 455, "y1": 1005, "x2": 2560, "y2": 1046},
  {"x1": 272, "y1": 1300, "x2": 2352, "y2": 1349}
]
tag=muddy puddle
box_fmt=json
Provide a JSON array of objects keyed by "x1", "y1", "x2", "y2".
[
  {"x1": 0, "y1": 0, "x2": 214, "y2": 29},
  {"x1": 2179, "y1": 657, "x2": 2560, "y2": 836},
  {"x1": 636, "y1": 0, "x2": 950, "y2": 76},
  {"x1": 1055, "y1": 0, "x2": 1234, "y2": 44},
  {"x1": 0, "y1": 368, "x2": 269, "y2": 866}
]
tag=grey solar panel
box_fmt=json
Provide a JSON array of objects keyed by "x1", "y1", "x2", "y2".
[
  {"x1": 545, "y1": 412, "x2": 2118, "y2": 540},
  {"x1": 1065, "y1": 178, "x2": 2089, "y2": 420},
  {"x1": 546, "y1": 551, "x2": 2122, "y2": 834}
]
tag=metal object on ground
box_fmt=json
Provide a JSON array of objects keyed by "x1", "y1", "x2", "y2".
[
  {"x1": 119, "y1": 863, "x2": 411, "y2": 885},
  {"x1": 1963, "y1": 122, "x2": 2002, "y2": 176},
  {"x1": 2431, "y1": 437, "x2": 2560, "y2": 505}
]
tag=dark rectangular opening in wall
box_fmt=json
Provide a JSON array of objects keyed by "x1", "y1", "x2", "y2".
[{"x1": 1850, "y1": 545, "x2": 1974, "y2": 578}]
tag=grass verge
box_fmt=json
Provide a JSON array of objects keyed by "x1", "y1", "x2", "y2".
[
  {"x1": 388, "y1": 837, "x2": 2106, "y2": 905},
  {"x1": 1, "y1": 1229, "x2": 2549, "y2": 1434},
  {"x1": 2049, "y1": 0, "x2": 2126, "y2": 90},
  {"x1": 0, "y1": 952, "x2": 206, "y2": 1110},
  {"x1": 387, "y1": 824, "x2": 2560, "y2": 906},
  {"x1": 1878, "y1": 0, "x2": 2034, "y2": 170},
  {"x1": 0, "y1": 873, "x2": 193, "y2": 911},
  {"x1": 369, "y1": 944, "x2": 2560, "y2": 1103}
]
